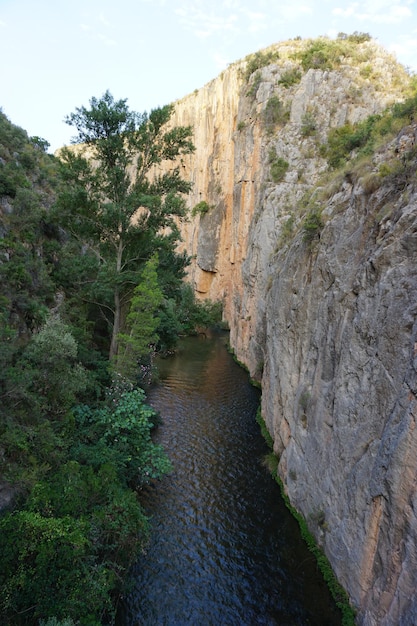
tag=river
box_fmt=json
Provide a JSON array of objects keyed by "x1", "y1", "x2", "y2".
[{"x1": 118, "y1": 332, "x2": 342, "y2": 625}]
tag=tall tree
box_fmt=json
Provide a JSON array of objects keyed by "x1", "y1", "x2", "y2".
[
  {"x1": 117, "y1": 252, "x2": 163, "y2": 382},
  {"x1": 55, "y1": 91, "x2": 194, "y2": 363}
]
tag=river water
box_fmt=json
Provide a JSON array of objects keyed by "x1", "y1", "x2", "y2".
[{"x1": 118, "y1": 332, "x2": 342, "y2": 625}]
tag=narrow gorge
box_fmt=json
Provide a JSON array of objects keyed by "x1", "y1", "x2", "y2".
[{"x1": 161, "y1": 36, "x2": 417, "y2": 625}]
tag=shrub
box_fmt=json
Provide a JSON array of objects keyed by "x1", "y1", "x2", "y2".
[
  {"x1": 323, "y1": 91, "x2": 417, "y2": 171},
  {"x1": 278, "y1": 67, "x2": 302, "y2": 88},
  {"x1": 268, "y1": 149, "x2": 289, "y2": 182},
  {"x1": 72, "y1": 389, "x2": 172, "y2": 487},
  {"x1": 297, "y1": 39, "x2": 340, "y2": 71},
  {"x1": 270, "y1": 158, "x2": 289, "y2": 182},
  {"x1": 324, "y1": 115, "x2": 379, "y2": 168},
  {"x1": 0, "y1": 511, "x2": 112, "y2": 624},
  {"x1": 243, "y1": 49, "x2": 279, "y2": 81},
  {"x1": 263, "y1": 96, "x2": 289, "y2": 130},
  {"x1": 391, "y1": 93, "x2": 417, "y2": 121},
  {"x1": 303, "y1": 206, "x2": 323, "y2": 243},
  {"x1": 337, "y1": 31, "x2": 371, "y2": 44},
  {"x1": 191, "y1": 200, "x2": 211, "y2": 217},
  {"x1": 301, "y1": 111, "x2": 317, "y2": 137}
]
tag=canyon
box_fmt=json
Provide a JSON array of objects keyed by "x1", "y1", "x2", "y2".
[{"x1": 162, "y1": 36, "x2": 417, "y2": 625}]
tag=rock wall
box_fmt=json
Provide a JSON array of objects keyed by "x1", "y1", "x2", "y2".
[{"x1": 166, "y1": 37, "x2": 417, "y2": 624}]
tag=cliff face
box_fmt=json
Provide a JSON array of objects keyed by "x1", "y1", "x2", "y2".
[{"x1": 166, "y1": 37, "x2": 417, "y2": 624}]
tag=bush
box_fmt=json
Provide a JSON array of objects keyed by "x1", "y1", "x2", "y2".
[
  {"x1": 268, "y1": 148, "x2": 289, "y2": 182},
  {"x1": 243, "y1": 49, "x2": 279, "y2": 81},
  {"x1": 301, "y1": 111, "x2": 317, "y2": 137},
  {"x1": 303, "y1": 206, "x2": 323, "y2": 243},
  {"x1": 324, "y1": 115, "x2": 379, "y2": 168},
  {"x1": 278, "y1": 68, "x2": 302, "y2": 88},
  {"x1": 0, "y1": 385, "x2": 172, "y2": 624},
  {"x1": 72, "y1": 389, "x2": 172, "y2": 487},
  {"x1": 271, "y1": 158, "x2": 289, "y2": 182},
  {"x1": 0, "y1": 511, "x2": 112, "y2": 624},
  {"x1": 191, "y1": 200, "x2": 211, "y2": 217},
  {"x1": 337, "y1": 31, "x2": 371, "y2": 44},
  {"x1": 297, "y1": 39, "x2": 340, "y2": 71},
  {"x1": 323, "y1": 91, "x2": 417, "y2": 171},
  {"x1": 263, "y1": 96, "x2": 289, "y2": 130}
]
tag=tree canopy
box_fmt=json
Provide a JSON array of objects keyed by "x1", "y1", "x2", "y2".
[
  {"x1": 0, "y1": 99, "x2": 223, "y2": 624},
  {"x1": 56, "y1": 90, "x2": 194, "y2": 365}
]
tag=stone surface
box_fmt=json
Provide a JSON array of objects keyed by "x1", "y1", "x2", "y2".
[{"x1": 162, "y1": 37, "x2": 416, "y2": 625}]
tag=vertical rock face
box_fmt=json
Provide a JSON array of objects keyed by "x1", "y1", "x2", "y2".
[
  {"x1": 263, "y1": 170, "x2": 417, "y2": 625},
  {"x1": 166, "y1": 37, "x2": 417, "y2": 624}
]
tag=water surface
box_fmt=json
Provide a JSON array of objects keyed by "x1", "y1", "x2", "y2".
[{"x1": 119, "y1": 333, "x2": 342, "y2": 625}]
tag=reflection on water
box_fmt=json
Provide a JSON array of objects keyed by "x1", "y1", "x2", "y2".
[{"x1": 118, "y1": 333, "x2": 342, "y2": 625}]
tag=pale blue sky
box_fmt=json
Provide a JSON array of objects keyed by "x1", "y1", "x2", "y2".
[{"x1": 1, "y1": 0, "x2": 416, "y2": 152}]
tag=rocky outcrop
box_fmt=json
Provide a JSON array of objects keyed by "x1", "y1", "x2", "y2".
[
  {"x1": 262, "y1": 150, "x2": 417, "y2": 625},
  {"x1": 165, "y1": 37, "x2": 417, "y2": 624}
]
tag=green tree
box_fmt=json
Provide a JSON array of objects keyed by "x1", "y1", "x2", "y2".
[
  {"x1": 117, "y1": 252, "x2": 163, "y2": 381},
  {"x1": 55, "y1": 90, "x2": 194, "y2": 364}
]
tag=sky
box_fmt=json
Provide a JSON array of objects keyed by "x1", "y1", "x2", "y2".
[{"x1": 1, "y1": 0, "x2": 416, "y2": 152}]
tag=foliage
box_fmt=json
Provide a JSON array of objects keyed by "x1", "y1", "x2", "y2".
[
  {"x1": 116, "y1": 253, "x2": 163, "y2": 382},
  {"x1": 0, "y1": 510, "x2": 111, "y2": 624},
  {"x1": 301, "y1": 111, "x2": 317, "y2": 137},
  {"x1": 191, "y1": 200, "x2": 211, "y2": 217},
  {"x1": 263, "y1": 96, "x2": 289, "y2": 131},
  {"x1": 0, "y1": 382, "x2": 171, "y2": 624},
  {"x1": 21, "y1": 316, "x2": 88, "y2": 417},
  {"x1": 268, "y1": 147, "x2": 289, "y2": 183},
  {"x1": 278, "y1": 67, "x2": 302, "y2": 87},
  {"x1": 296, "y1": 38, "x2": 342, "y2": 72},
  {"x1": 0, "y1": 316, "x2": 90, "y2": 490},
  {"x1": 243, "y1": 49, "x2": 280, "y2": 81},
  {"x1": 293, "y1": 34, "x2": 371, "y2": 73},
  {"x1": 323, "y1": 92, "x2": 417, "y2": 170},
  {"x1": 302, "y1": 206, "x2": 324, "y2": 243},
  {"x1": 72, "y1": 388, "x2": 172, "y2": 487},
  {"x1": 323, "y1": 116, "x2": 379, "y2": 169},
  {"x1": 55, "y1": 90, "x2": 194, "y2": 363},
  {"x1": 256, "y1": 407, "x2": 274, "y2": 449},
  {"x1": 0, "y1": 113, "x2": 60, "y2": 335},
  {"x1": 270, "y1": 158, "x2": 289, "y2": 182},
  {"x1": 279, "y1": 215, "x2": 296, "y2": 245},
  {"x1": 0, "y1": 103, "x2": 179, "y2": 625},
  {"x1": 167, "y1": 283, "x2": 223, "y2": 337},
  {"x1": 151, "y1": 283, "x2": 224, "y2": 352},
  {"x1": 337, "y1": 31, "x2": 371, "y2": 44}
]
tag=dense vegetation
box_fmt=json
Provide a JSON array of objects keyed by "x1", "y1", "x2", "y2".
[
  {"x1": 279, "y1": 87, "x2": 417, "y2": 251},
  {"x1": 0, "y1": 96, "x2": 221, "y2": 625}
]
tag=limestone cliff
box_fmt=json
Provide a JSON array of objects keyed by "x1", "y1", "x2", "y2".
[{"x1": 165, "y1": 36, "x2": 417, "y2": 625}]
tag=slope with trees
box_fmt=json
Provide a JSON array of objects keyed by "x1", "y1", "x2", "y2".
[{"x1": 0, "y1": 96, "x2": 220, "y2": 624}]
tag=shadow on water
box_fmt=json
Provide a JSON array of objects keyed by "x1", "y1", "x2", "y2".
[{"x1": 117, "y1": 332, "x2": 342, "y2": 625}]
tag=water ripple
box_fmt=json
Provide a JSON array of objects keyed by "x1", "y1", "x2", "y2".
[{"x1": 118, "y1": 334, "x2": 342, "y2": 626}]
